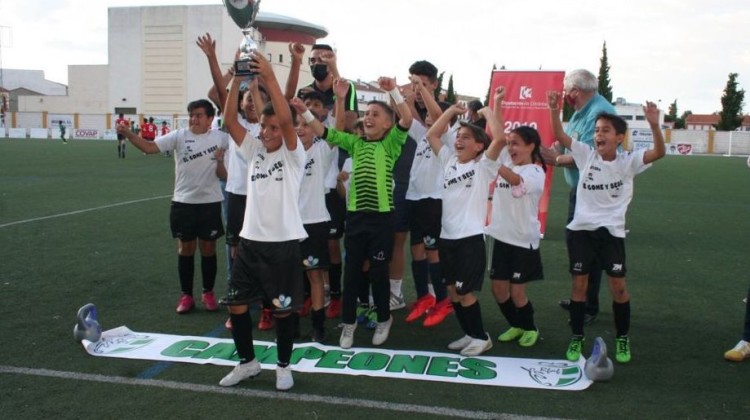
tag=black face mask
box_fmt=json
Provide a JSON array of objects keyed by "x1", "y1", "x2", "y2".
[{"x1": 311, "y1": 64, "x2": 329, "y2": 82}]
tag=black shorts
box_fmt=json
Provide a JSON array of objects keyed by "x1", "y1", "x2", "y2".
[
  {"x1": 344, "y1": 211, "x2": 394, "y2": 267},
  {"x1": 489, "y1": 239, "x2": 544, "y2": 284},
  {"x1": 567, "y1": 228, "x2": 626, "y2": 278},
  {"x1": 300, "y1": 222, "x2": 331, "y2": 270},
  {"x1": 408, "y1": 198, "x2": 442, "y2": 249},
  {"x1": 225, "y1": 239, "x2": 304, "y2": 313},
  {"x1": 439, "y1": 234, "x2": 486, "y2": 295},
  {"x1": 169, "y1": 201, "x2": 224, "y2": 242},
  {"x1": 117, "y1": 134, "x2": 125, "y2": 141},
  {"x1": 225, "y1": 192, "x2": 247, "y2": 246},
  {"x1": 325, "y1": 190, "x2": 346, "y2": 239},
  {"x1": 392, "y1": 194, "x2": 410, "y2": 233}
]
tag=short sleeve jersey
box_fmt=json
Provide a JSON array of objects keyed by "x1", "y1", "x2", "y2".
[
  {"x1": 438, "y1": 147, "x2": 497, "y2": 240},
  {"x1": 142, "y1": 123, "x2": 156, "y2": 140},
  {"x1": 154, "y1": 128, "x2": 229, "y2": 204},
  {"x1": 323, "y1": 125, "x2": 408, "y2": 212},
  {"x1": 563, "y1": 93, "x2": 616, "y2": 187},
  {"x1": 407, "y1": 121, "x2": 458, "y2": 200},
  {"x1": 299, "y1": 139, "x2": 334, "y2": 224},
  {"x1": 238, "y1": 132, "x2": 308, "y2": 242},
  {"x1": 485, "y1": 148, "x2": 546, "y2": 250},
  {"x1": 225, "y1": 117, "x2": 260, "y2": 195},
  {"x1": 567, "y1": 140, "x2": 651, "y2": 238}
]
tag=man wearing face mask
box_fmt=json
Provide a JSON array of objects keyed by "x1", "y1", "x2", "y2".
[{"x1": 543, "y1": 69, "x2": 615, "y2": 325}]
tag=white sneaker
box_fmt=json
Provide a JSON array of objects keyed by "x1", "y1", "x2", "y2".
[
  {"x1": 447, "y1": 335, "x2": 473, "y2": 351},
  {"x1": 275, "y1": 365, "x2": 294, "y2": 391},
  {"x1": 724, "y1": 340, "x2": 750, "y2": 362},
  {"x1": 372, "y1": 316, "x2": 393, "y2": 346},
  {"x1": 460, "y1": 335, "x2": 493, "y2": 357},
  {"x1": 389, "y1": 292, "x2": 406, "y2": 311},
  {"x1": 219, "y1": 359, "x2": 261, "y2": 387},
  {"x1": 339, "y1": 323, "x2": 357, "y2": 349}
]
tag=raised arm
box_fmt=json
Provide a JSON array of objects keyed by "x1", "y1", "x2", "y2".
[
  {"x1": 411, "y1": 75, "x2": 443, "y2": 126},
  {"x1": 117, "y1": 122, "x2": 160, "y2": 154},
  {"x1": 290, "y1": 96, "x2": 326, "y2": 140},
  {"x1": 223, "y1": 76, "x2": 248, "y2": 146},
  {"x1": 643, "y1": 101, "x2": 666, "y2": 164},
  {"x1": 426, "y1": 104, "x2": 463, "y2": 156},
  {"x1": 197, "y1": 33, "x2": 231, "y2": 112},
  {"x1": 379, "y1": 77, "x2": 413, "y2": 129},
  {"x1": 547, "y1": 90, "x2": 573, "y2": 149},
  {"x1": 252, "y1": 51, "x2": 297, "y2": 150},
  {"x1": 284, "y1": 42, "x2": 305, "y2": 101},
  {"x1": 483, "y1": 87, "x2": 507, "y2": 161},
  {"x1": 333, "y1": 78, "x2": 349, "y2": 131}
]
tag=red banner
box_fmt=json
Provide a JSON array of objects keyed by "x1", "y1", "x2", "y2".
[{"x1": 489, "y1": 71, "x2": 565, "y2": 237}]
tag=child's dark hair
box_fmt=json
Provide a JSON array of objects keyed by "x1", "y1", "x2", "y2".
[
  {"x1": 187, "y1": 99, "x2": 216, "y2": 118},
  {"x1": 409, "y1": 60, "x2": 438, "y2": 83},
  {"x1": 458, "y1": 121, "x2": 490, "y2": 153},
  {"x1": 311, "y1": 44, "x2": 333, "y2": 52},
  {"x1": 302, "y1": 91, "x2": 326, "y2": 105},
  {"x1": 260, "y1": 102, "x2": 297, "y2": 123},
  {"x1": 148, "y1": 117, "x2": 154, "y2": 123},
  {"x1": 511, "y1": 125, "x2": 547, "y2": 173},
  {"x1": 596, "y1": 112, "x2": 627, "y2": 135},
  {"x1": 366, "y1": 100, "x2": 395, "y2": 122},
  {"x1": 437, "y1": 101, "x2": 458, "y2": 126}
]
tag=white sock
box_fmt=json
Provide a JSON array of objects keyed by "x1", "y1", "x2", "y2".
[{"x1": 389, "y1": 279, "x2": 402, "y2": 296}]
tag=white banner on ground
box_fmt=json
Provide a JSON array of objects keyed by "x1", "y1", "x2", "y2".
[{"x1": 82, "y1": 326, "x2": 592, "y2": 391}]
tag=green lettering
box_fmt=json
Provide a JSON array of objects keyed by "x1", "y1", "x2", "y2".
[
  {"x1": 426, "y1": 357, "x2": 460, "y2": 377},
  {"x1": 347, "y1": 352, "x2": 389, "y2": 371},
  {"x1": 316, "y1": 350, "x2": 353, "y2": 369},
  {"x1": 385, "y1": 354, "x2": 429, "y2": 374},
  {"x1": 458, "y1": 358, "x2": 497, "y2": 380},
  {"x1": 290, "y1": 346, "x2": 325, "y2": 364},
  {"x1": 192, "y1": 343, "x2": 239, "y2": 361},
  {"x1": 254, "y1": 345, "x2": 277, "y2": 364},
  {"x1": 160, "y1": 340, "x2": 208, "y2": 357}
]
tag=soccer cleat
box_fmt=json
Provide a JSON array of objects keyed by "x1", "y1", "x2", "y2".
[
  {"x1": 219, "y1": 359, "x2": 261, "y2": 387},
  {"x1": 724, "y1": 340, "x2": 750, "y2": 362},
  {"x1": 406, "y1": 294, "x2": 436, "y2": 323},
  {"x1": 448, "y1": 335, "x2": 473, "y2": 351},
  {"x1": 224, "y1": 317, "x2": 233, "y2": 330},
  {"x1": 519, "y1": 329, "x2": 540, "y2": 347},
  {"x1": 326, "y1": 296, "x2": 341, "y2": 318},
  {"x1": 176, "y1": 295, "x2": 195, "y2": 314},
  {"x1": 339, "y1": 323, "x2": 356, "y2": 349},
  {"x1": 356, "y1": 305, "x2": 371, "y2": 324},
  {"x1": 372, "y1": 316, "x2": 393, "y2": 346},
  {"x1": 558, "y1": 299, "x2": 571, "y2": 311},
  {"x1": 311, "y1": 327, "x2": 326, "y2": 344},
  {"x1": 566, "y1": 336, "x2": 585, "y2": 361},
  {"x1": 460, "y1": 334, "x2": 493, "y2": 357},
  {"x1": 389, "y1": 292, "x2": 406, "y2": 311},
  {"x1": 257, "y1": 308, "x2": 274, "y2": 331},
  {"x1": 423, "y1": 298, "x2": 454, "y2": 327},
  {"x1": 498, "y1": 327, "x2": 524, "y2": 342},
  {"x1": 615, "y1": 336, "x2": 631, "y2": 363},
  {"x1": 201, "y1": 291, "x2": 218, "y2": 311},
  {"x1": 298, "y1": 296, "x2": 312, "y2": 317},
  {"x1": 275, "y1": 365, "x2": 294, "y2": 391}
]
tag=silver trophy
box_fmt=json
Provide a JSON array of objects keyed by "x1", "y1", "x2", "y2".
[{"x1": 223, "y1": 0, "x2": 262, "y2": 77}]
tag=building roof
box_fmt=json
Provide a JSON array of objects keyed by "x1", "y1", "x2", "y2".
[
  {"x1": 685, "y1": 114, "x2": 719, "y2": 125},
  {"x1": 255, "y1": 11, "x2": 327, "y2": 38}
]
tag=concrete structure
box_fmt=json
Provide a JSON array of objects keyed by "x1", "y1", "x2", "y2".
[{"x1": 0, "y1": 69, "x2": 68, "y2": 112}]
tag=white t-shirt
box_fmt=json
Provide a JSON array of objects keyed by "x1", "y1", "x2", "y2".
[
  {"x1": 406, "y1": 121, "x2": 457, "y2": 201},
  {"x1": 438, "y1": 147, "x2": 497, "y2": 240},
  {"x1": 155, "y1": 128, "x2": 229, "y2": 204},
  {"x1": 299, "y1": 139, "x2": 334, "y2": 224},
  {"x1": 567, "y1": 140, "x2": 650, "y2": 238},
  {"x1": 485, "y1": 148, "x2": 546, "y2": 250},
  {"x1": 324, "y1": 147, "x2": 341, "y2": 190},
  {"x1": 238, "y1": 132, "x2": 308, "y2": 242},
  {"x1": 225, "y1": 118, "x2": 260, "y2": 195}
]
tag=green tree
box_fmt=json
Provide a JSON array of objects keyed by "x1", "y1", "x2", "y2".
[
  {"x1": 484, "y1": 64, "x2": 498, "y2": 105},
  {"x1": 598, "y1": 41, "x2": 613, "y2": 103},
  {"x1": 717, "y1": 72, "x2": 745, "y2": 131},
  {"x1": 446, "y1": 74, "x2": 456, "y2": 104},
  {"x1": 434, "y1": 71, "x2": 445, "y2": 100}
]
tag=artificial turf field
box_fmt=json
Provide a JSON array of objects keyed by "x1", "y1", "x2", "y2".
[{"x1": 1, "y1": 138, "x2": 749, "y2": 419}]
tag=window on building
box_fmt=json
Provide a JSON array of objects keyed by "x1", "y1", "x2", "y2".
[
  {"x1": 279, "y1": 54, "x2": 284, "y2": 63},
  {"x1": 635, "y1": 115, "x2": 646, "y2": 121}
]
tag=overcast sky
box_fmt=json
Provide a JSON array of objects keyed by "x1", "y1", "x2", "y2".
[{"x1": 1, "y1": 0, "x2": 748, "y2": 115}]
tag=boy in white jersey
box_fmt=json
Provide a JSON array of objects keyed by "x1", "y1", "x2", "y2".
[
  {"x1": 117, "y1": 99, "x2": 229, "y2": 315},
  {"x1": 547, "y1": 91, "x2": 666, "y2": 364},
  {"x1": 219, "y1": 51, "x2": 307, "y2": 391},
  {"x1": 486, "y1": 102, "x2": 547, "y2": 349},
  {"x1": 290, "y1": 96, "x2": 335, "y2": 342}
]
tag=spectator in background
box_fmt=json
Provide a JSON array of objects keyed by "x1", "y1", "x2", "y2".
[{"x1": 724, "y1": 288, "x2": 750, "y2": 362}]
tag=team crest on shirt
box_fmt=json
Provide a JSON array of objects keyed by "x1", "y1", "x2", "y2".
[
  {"x1": 303, "y1": 256, "x2": 319, "y2": 268},
  {"x1": 272, "y1": 294, "x2": 292, "y2": 310}
]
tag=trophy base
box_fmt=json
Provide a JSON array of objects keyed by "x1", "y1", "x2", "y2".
[{"x1": 234, "y1": 59, "x2": 256, "y2": 77}]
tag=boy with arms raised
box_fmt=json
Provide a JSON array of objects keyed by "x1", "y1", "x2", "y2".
[
  {"x1": 547, "y1": 91, "x2": 665, "y2": 363},
  {"x1": 219, "y1": 51, "x2": 306, "y2": 391}
]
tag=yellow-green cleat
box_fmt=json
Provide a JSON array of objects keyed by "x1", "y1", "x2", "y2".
[
  {"x1": 498, "y1": 327, "x2": 524, "y2": 342},
  {"x1": 519, "y1": 329, "x2": 539, "y2": 347},
  {"x1": 566, "y1": 336, "x2": 585, "y2": 361},
  {"x1": 615, "y1": 336, "x2": 631, "y2": 363}
]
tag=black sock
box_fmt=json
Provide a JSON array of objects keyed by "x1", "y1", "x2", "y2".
[
  {"x1": 411, "y1": 259, "x2": 429, "y2": 297},
  {"x1": 178, "y1": 255, "x2": 194, "y2": 295},
  {"x1": 201, "y1": 255, "x2": 216, "y2": 292},
  {"x1": 452, "y1": 302, "x2": 469, "y2": 335},
  {"x1": 462, "y1": 301, "x2": 486, "y2": 339},
  {"x1": 275, "y1": 315, "x2": 295, "y2": 366},
  {"x1": 517, "y1": 301, "x2": 537, "y2": 331},
  {"x1": 311, "y1": 308, "x2": 325, "y2": 333},
  {"x1": 613, "y1": 300, "x2": 631, "y2": 337},
  {"x1": 229, "y1": 311, "x2": 255, "y2": 363},
  {"x1": 303, "y1": 271, "x2": 311, "y2": 298},
  {"x1": 329, "y1": 263, "x2": 342, "y2": 297},
  {"x1": 570, "y1": 300, "x2": 586, "y2": 336},
  {"x1": 429, "y1": 262, "x2": 446, "y2": 301},
  {"x1": 498, "y1": 298, "x2": 518, "y2": 327}
]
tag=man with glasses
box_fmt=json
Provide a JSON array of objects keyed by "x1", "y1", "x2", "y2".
[{"x1": 116, "y1": 99, "x2": 229, "y2": 314}]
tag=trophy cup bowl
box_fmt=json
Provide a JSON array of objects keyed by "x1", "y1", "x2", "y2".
[{"x1": 223, "y1": 0, "x2": 262, "y2": 77}]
